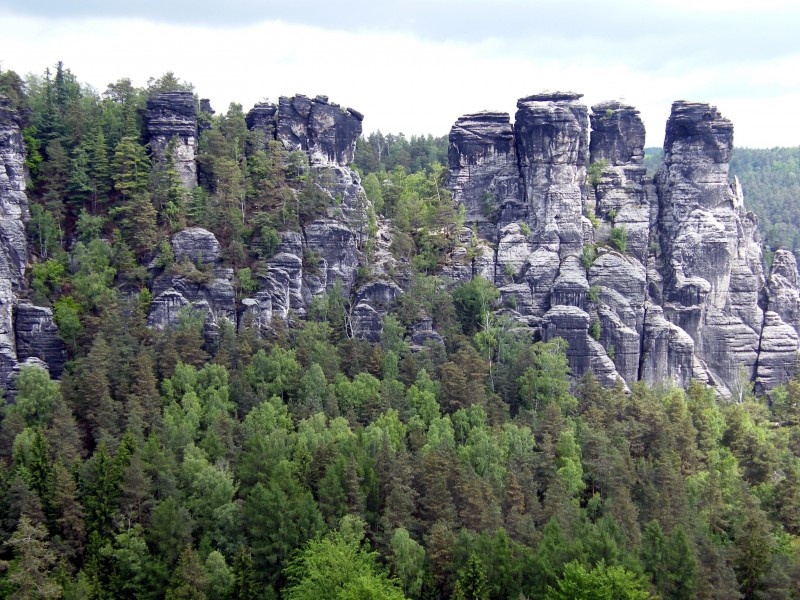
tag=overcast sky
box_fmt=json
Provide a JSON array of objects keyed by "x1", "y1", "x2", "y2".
[{"x1": 1, "y1": 0, "x2": 799, "y2": 147}]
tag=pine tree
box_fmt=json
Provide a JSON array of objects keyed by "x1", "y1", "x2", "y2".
[
  {"x1": 112, "y1": 135, "x2": 150, "y2": 199},
  {"x1": 50, "y1": 460, "x2": 86, "y2": 563},
  {"x1": 88, "y1": 128, "x2": 112, "y2": 209},
  {"x1": 5, "y1": 514, "x2": 62, "y2": 599},
  {"x1": 67, "y1": 144, "x2": 93, "y2": 210},
  {"x1": 115, "y1": 191, "x2": 159, "y2": 258},
  {"x1": 231, "y1": 545, "x2": 258, "y2": 600},
  {"x1": 165, "y1": 545, "x2": 208, "y2": 600},
  {"x1": 455, "y1": 552, "x2": 490, "y2": 600}
]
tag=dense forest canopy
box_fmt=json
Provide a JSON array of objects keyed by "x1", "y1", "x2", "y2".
[{"x1": 0, "y1": 63, "x2": 799, "y2": 599}]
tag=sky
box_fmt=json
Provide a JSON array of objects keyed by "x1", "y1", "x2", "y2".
[{"x1": 1, "y1": 0, "x2": 799, "y2": 148}]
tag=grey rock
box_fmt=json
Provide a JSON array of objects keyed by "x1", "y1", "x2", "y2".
[
  {"x1": 246, "y1": 102, "x2": 278, "y2": 144},
  {"x1": 239, "y1": 293, "x2": 273, "y2": 330},
  {"x1": 589, "y1": 101, "x2": 653, "y2": 263},
  {"x1": 0, "y1": 98, "x2": 29, "y2": 384},
  {"x1": 302, "y1": 218, "x2": 359, "y2": 295},
  {"x1": 515, "y1": 92, "x2": 588, "y2": 255},
  {"x1": 275, "y1": 95, "x2": 363, "y2": 167},
  {"x1": 262, "y1": 251, "x2": 305, "y2": 320},
  {"x1": 589, "y1": 101, "x2": 646, "y2": 166},
  {"x1": 654, "y1": 101, "x2": 765, "y2": 395},
  {"x1": 766, "y1": 249, "x2": 800, "y2": 336},
  {"x1": 447, "y1": 112, "x2": 525, "y2": 239},
  {"x1": 14, "y1": 303, "x2": 66, "y2": 379},
  {"x1": 551, "y1": 256, "x2": 589, "y2": 308},
  {"x1": 588, "y1": 251, "x2": 647, "y2": 334},
  {"x1": 356, "y1": 279, "x2": 403, "y2": 307},
  {"x1": 542, "y1": 305, "x2": 620, "y2": 387},
  {"x1": 351, "y1": 301, "x2": 383, "y2": 342},
  {"x1": 410, "y1": 317, "x2": 445, "y2": 351},
  {"x1": 640, "y1": 303, "x2": 695, "y2": 389},
  {"x1": 148, "y1": 273, "x2": 236, "y2": 331},
  {"x1": 171, "y1": 227, "x2": 221, "y2": 265},
  {"x1": 146, "y1": 91, "x2": 198, "y2": 189},
  {"x1": 755, "y1": 311, "x2": 799, "y2": 394}
]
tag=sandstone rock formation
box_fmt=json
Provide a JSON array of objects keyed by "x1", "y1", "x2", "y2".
[
  {"x1": 149, "y1": 94, "x2": 374, "y2": 341},
  {"x1": 447, "y1": 93, "x2": 800, "y2": 396},
  {"x1": 0, "y1": 97, "x2": 66, "y2": 386},
  {"x1": 146, "y1": 91, "x2": 198, "y2": 190}
]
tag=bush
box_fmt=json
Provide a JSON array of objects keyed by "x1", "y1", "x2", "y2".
[
  {"x1": 590, "y1": 319, "x2": 601, "y2": 341},
  {"x1": 587, "y1": 285, "x2": 601, "y2": 303},
  {"x1": 581, "y1": 244, "x2": 597, "y2": 271},
  {"x1": 588, "y1": 160, "x2": 607, "y2": 187},
  {"x1": 610, "y1": 227, "x2": 628, "y2": 253}
]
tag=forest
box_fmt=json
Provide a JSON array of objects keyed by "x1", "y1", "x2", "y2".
[{"x1": 0, "y1": 63, "x2": 799, "y2": 599}]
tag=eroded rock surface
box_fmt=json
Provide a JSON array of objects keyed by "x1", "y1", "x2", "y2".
[
  {"x1": 0, "y1": 98, "x2": 66, "y2": 385},
  {"x1": 146, "y1": 91, "x2": 198, "y2": 189},
  {"x1": 446, "y1": 92, "x2": 800, "y2": 396}
]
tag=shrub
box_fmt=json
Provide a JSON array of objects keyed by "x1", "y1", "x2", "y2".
[
  {"x1": 587, "y1": 285, "x2": 601, "y2": 303},
  {"x1": 590, "y1": 320, "x2": 601, "y2": 341},
  {"x1": 581, "y1": 244, "x2": 597, "y2": 271},
  {"x1": 610, "y1": 226, "x2": 628, "y2": 253},
  {"x1": 588, "y1": 160, "x2": 607, "y2": 187}
]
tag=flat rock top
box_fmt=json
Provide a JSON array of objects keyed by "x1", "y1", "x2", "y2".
[
  {"x1": 518, "y1": 91, "x2": 584, "y2": 105},
  {"x1": 454, "y1": 111, "x2": 512, "y2": 125}
]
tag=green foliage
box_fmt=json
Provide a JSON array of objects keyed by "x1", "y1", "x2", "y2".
[
  {"x1": 609, "y1": 226, "x2": 627, "y2": 253},
  {"x1": 581, "y1": 244, "x2": 597, "y2": 271},
  {"x1": 546, "y1": 560, "x2": 653, "y2": 600},
  {"x1": 588, "y1": 160, "x2": 608, "y2": 188},
  {"x1": 587, "y1": 285, "x2": 601, "y2": 304},
  {"x1": 589, "y1": 320, "x2": 601, "y2": 341},
  {"x1": 452, "y1": 276, "x2": 500, "y2": 336},
  {"x1": 4, "y1": 64, "x2": 800, "y2": 600},
  {"x1": 517, "y1": 338, "x2": 575, "y2": 413},
  {"x1": 54, "y1": 296, "x2": 82, "y2": 351},
  {"x1": 283, "y1": 529, "x2": 407, "y2": 600}
]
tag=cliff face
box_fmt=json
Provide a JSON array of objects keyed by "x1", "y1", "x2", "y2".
[
  {"x1": 0, "y1": 97, "x2": 66, "y2": 386},
  {"x1": 5, "y1": 84, "x2": 793, "y2": 398},
  {"x1": 146, "y1": 91, "x2": 198, "y2": 190},
  {"x1": 149, "y1": 94, "x2": 382, "y2": 340},
  {"x1": 447, "y1": 94, "x2": 800, "y2": 397}
]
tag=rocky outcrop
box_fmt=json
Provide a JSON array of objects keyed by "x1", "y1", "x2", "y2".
[
  {"x1": 447, "y1": 93, "x2": 800, "y2": 396},
  {"x1": 171, "y1": 227, "x2": 221, "y2": 265},
  {"x1": 515, "y1": 92, "x2": 588, "y2": 257},
  {"x1": 655, "y1": 101, "x2": 765, "y2": 397},
  {"x1": 447, "y1": 112, "x2": 524, "y2": 240},
  {"x1": 0, "y1": 97, "x2": 66, "y2": 386},
  {"x1": 146, "y1": 91, "x2": 198, "y2": 190},
  {"x1": 0, "y1": 97, "x2": 28, "y2": 385},
  {"x1": 248, "y1": 94, "x2": 363, "y2": 167},
  {"x1": 589, "y1": 101, "x2": 653, "y2": 263},
  {"x1": 15, "y1": 303, "x2": 67, "y2": 379},
  {"x1": 148, "y1": 228, "x2": 235, "y2": 332}
]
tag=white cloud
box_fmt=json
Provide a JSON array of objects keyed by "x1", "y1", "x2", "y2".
[{"x1": 1, "y1": 11, "x2": 798, "y2": 147}]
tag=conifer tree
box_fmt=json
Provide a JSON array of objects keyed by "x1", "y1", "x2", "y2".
[{"x1": 5, "y1": 514, "x2": 62, "y2": 600}]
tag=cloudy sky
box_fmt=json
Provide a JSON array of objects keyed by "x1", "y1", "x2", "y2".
[{"x1": 1, "y1": 0, "x2": 799, "y2": 148}]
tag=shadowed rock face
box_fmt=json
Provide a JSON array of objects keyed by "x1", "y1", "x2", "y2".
[
  {"x1": 447, "y1": 112, "x2": 524, "y2": 240},
  {"x1": 589, "y1": 101, "x2": 646, "y2": 166},
  {"x1": 0, "y1": 97, "x2": 66, "y2": 385},
  {"x1": 515, "y1": 93, "x2": 588, "y2": 254},
  {"x1": 247, "y1": 94, "x2": 363, "y2": 167},
  {"x1": 447, "y1": 93, "x2": 800, "y2": 396},
  {"x1": 146, "y1": 91, "x2": 198, "y2": 189},
  {"x1": 656, "y1": 101, "x2": 764, "y2": 397}
]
